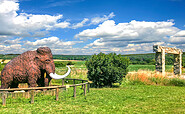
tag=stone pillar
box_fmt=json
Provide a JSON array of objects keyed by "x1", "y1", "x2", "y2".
[
  {"x1": 155, "y1": 49, "x2": 165, "y2": 74},
  {"x1": 174, "y1": 52, "x2": 182, "y2": 75},
  {"x1": 155, "y1": 52, "x2": 162, "y2": 72},
  {"x1": 162, "y1": 49, "x2": 165, "y2": 75}
]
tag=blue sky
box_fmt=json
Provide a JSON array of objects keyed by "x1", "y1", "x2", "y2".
[{"x1": 0, "y1": 0, "x2": 185, "y2": 55}]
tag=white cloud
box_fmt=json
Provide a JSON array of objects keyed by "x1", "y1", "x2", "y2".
[
  {"x1": 0, "y1": 36, "x2": 84, "y2": 54},
  {"x1": 0, "y1": 0, "x2": 68, "y2": 37},
  {"x1": 25, "y1": 36, "x2": 83, "y2": 47},
  {"x1": 72, "y1": 18, "x2": 89, "y2": 29},
  {"x1": 3, "y1": 38, "x2": 22, "y2": 44},
  {"x1": 90, "y1": 12, "x2": 115, "y2": 25},
  {"x1": 76, "y1": 20, "x2": 185, "y2": 54},
  {"x1": 55, "y1": 21, "x2": 71, "y2": 28},
  {"x1": 0, "y1": 44, "x2": 25, "y2": 54},
  {"x1": 76, "y1": 20, "x2": 178, "y2": 42},
  {"x1": 169, "y1": 30, "x2": 185, "y2": 44}
]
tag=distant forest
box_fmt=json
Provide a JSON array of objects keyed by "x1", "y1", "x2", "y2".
[{"x1": 1, "y1": 53, "x2": 185, "y2": 66}]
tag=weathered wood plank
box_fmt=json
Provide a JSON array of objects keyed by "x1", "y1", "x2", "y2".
[
  {"x1": 31, "y1": 90, "x2": 34, "y2": 104},
  {"x1": 2, "y1": 91, "x2": 6, "y2": 106},
  {"x1": 153, "y1": 45, "x2": 182, "y2": 54},
  {"x1": 84, "y1": 84, "x2": 86, "y2": 96},
  {"x1": 56, "y1": 88, "x2": 59, "y2": 101},
  {"x1": 73, "y1": 86, "x2": 76, "y2": 98}
]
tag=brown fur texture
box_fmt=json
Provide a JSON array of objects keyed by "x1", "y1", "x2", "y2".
[{"x1": 1, "y1": 47, "x2": 55, "y2": 89}]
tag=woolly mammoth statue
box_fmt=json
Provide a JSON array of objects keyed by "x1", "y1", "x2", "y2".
[{"x1": 1, "y1": 47, "x2": 71, "y2": 89}]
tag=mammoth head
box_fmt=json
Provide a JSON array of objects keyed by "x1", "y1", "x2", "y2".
[{"x1": 35, "y1": 47, "x2": 71, "y2": 79}]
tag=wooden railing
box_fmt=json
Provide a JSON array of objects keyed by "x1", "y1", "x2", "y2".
[{"x1": 0, "y1": 78, "x2": 91, "y2": 106}]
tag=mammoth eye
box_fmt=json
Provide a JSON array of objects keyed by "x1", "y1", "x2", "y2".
[{"x1": 45, "y1": 59, "x2": 50, "y2": 62}]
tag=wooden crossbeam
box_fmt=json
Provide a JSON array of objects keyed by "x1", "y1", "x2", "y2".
[{"x1": 153, "y1": 45, "x2": 182, "y2": 54}]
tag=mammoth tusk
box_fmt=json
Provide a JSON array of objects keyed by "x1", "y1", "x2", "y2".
[{"x1": 49, "y1": 66, "x2": 71, "y2": 79}]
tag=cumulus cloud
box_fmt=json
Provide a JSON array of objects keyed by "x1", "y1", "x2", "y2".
[
  {"x1": 55, "y1": 21, "x2": 71, "y2": 28},
  {"x1": 3, "y1": 38, "x2": 22, "y2": 44},
  {"x1": 169, "y1": 30, "x2": 185, "y2": 44},
  {"x1": 0, "y1": 36, "x2": 83, "y2": 54},
  {"x1": 25, "y1": 36, "x2": 83, "y2": 48},
  {"x1": 72, "y1": 18, "x2": 89, "y2": 29},
  {"x1": 0, "y1": 0, "x2": 68, "y2": 37},
  {"x1": 75, "y1": 19, "x2": 185, "y2": 54},
  {"x1": 71, "y1": 12, "x2": 115, "y2": 29},
  {"x1": 76, "y1": 20, "x2": 179, "y2": 49},
  {"x1": 76, "y1": 20, "x2": 178, "y2": 42},
  {"x1": 90, "y1": 12, "x2": 115, "y2": 25}
]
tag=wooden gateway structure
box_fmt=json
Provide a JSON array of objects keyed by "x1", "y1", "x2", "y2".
[{"x1": 153, "y1": 45, "x2": 183, "y2": 75}]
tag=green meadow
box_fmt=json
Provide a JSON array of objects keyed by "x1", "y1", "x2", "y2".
[
  {"x1": 0, "y1": 60, "x2": 185, "y2": 113},
  {"x1": 0, "y1": 84, "x2": 185, "y2": 113}
]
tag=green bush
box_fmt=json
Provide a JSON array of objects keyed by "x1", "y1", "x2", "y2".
[
  {"x1": 86, "y1": 52, "x2": 129, "y2": 88},
  {"x1": 66, "y1": 61, "x2": 74, "y2": 65},
  {"x1": 54, "y1": 61, "x2": 66, "y2": 67},
  {"x1": 54, "y1": 61, "x2": 75, "y2": 67}
]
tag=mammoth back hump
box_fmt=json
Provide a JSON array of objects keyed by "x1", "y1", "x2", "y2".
[{"x1": 2, "y1": 51, "x2": 37, "y2": 71}]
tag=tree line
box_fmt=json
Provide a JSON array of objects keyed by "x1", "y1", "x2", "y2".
[{"x1": 1, "y1": 53, "x2": 185, "y2": 67}]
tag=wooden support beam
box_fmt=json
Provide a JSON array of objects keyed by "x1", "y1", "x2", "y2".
[
  {"x1": 84, "y1": 84, "x2": 86, "y2": 96},
  {"x1": 62, "y1": 79, "x2": 65, "y2": 86},
  {"x1": 73, "y1": 79, "x2": 75, "y2": 85},
  {"x1": 31, "y1": 90, "x2": 34, "y2": 104},
  {"x1": 56, "y1": 88, "x2": 59, "y2": 101},
  {"x1": 82, "y1": 80, "x2": 84, "y2": 89},
  {"x1": 153, "y1": 45, "x2": 182, "y2": 54},
  {"x1": 2, "y1": 91, "x2": 6, "y2": 106},
  {"x1": 87, "y1": 84, "x2": 90, "y2": 93},
  {"x1": 73, "y1": 86, "x2": 76, "y2": 98},
  {"x1": 162, "y1": 49, "x2": 165, "y2": 75}
]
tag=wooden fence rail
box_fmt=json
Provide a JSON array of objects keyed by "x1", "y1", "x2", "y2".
[{"x1": 0, "y1": 78, "x2": 91, "y2": 106}]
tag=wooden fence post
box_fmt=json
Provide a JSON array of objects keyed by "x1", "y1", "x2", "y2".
[
  {"x1": 73, "y1": 86, "x2": 76, "y2": 98},
  {"x1": 73, "y1": 79, "x2": 75, "y2": 85},
  {"x1": 87, "y1": 83, "x2": 90, "y2": 93},
  {"x1": 82, "y1": 80, "x2": 84, "y2": 89},
  {"x1": 56, "y1": 88, "x2": 59, "y2": 101},
  {"x1": 84, "y1": 84, "x2": 86, "y2": 96},
  {"x1": 2, "y1": 91, "x2": 6, "y2": 106},
  {"x1": 62, "y1": 79, "x2": 65, "y2": 86},
  {"x1": 31, "y1": 90, "x2": 34, "y2": 104}
]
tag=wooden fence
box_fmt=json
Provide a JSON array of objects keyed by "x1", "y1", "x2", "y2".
[{"x1": 0, "y1": 78, "x2": 91, "y2": 106}]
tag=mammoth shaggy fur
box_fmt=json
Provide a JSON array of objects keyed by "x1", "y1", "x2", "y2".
[{"x1": 1, "y1": 47, "x2": 55, "y2": 89}]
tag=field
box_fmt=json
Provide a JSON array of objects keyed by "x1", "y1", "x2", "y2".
[
  {"x1": 0, "y1": 60, "x2": 185, "y2": 113},
  {"x1": 0, "y1": 84, "x2": 185, "y2": 113}
]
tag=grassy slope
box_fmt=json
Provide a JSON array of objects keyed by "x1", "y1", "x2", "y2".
[{"x1": 0, "y1": 85, "x2": 185, "y2": 113}]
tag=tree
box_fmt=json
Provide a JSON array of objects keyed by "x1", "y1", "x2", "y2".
[{"x1": 85, "y1": 53, "x2": 129, "y2": 88}]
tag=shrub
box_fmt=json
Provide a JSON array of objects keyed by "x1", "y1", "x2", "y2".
[
  {"x1": 85, "y1": 52, "x2": 129, "y2": 88},
  {"x1": 54, "y1": 61, "x2": 66, "y2": 67},
  {"x1": 54, "y1": 61, "x2": 75, "y2": 67},
  {"x1": 66, "y1": 61, "x2": 74, "y2": 65}
]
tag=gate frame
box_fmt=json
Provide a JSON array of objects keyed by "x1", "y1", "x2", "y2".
[{"x1": 153, "y1": 45, "x2": 183, "y2": 75}]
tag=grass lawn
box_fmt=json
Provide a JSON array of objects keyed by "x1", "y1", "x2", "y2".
[
  {"x1": 128, "y1": 65, "x2": 173, "y2": 72},
  {"x1": 1, "y1": 60, "x2": 185, "y2": 113},
  {"x1": 0, "y1": 85, "x2": 185, "y2": 113}
]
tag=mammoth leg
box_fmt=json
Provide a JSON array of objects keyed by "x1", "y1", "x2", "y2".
[
  {"x1": 10, "y1": 82, "x2": 19, "y2": 88},
  {"x1": 1, "y1": 74, "x2": 13, "y2": 89},
  {"x1": 44, "y1": 74, "x2": 52, "y2": 87},
  {"x1": 27, "y1": 68, "x2": 40, "y2": 87},
  {"x1": 28, "y1": 79, "x2": 38, "y2": 87}
]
